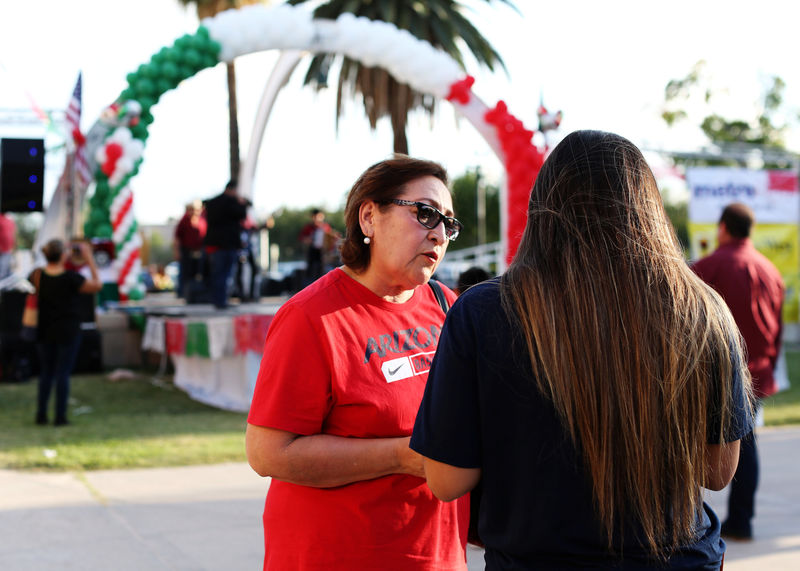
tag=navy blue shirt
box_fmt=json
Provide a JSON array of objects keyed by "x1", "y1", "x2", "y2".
[{"x1": 411, "y1": 278, "x2": 753, "y2": 570}]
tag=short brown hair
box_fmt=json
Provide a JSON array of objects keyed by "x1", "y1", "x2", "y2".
[
  {"x1": 720, "y1": 202, "x2": 755, "y2": 238},
  {"x1": 41, "y1": 239, "x2": 65, "y2": 263},
  {"x1": 340, "y1": 155, "x2": 449, "y2": 272}
]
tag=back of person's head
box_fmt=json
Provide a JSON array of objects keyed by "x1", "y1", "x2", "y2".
[
  {"x1": 502, "y1": 129, "x2": 750, "y2": 557},
  {"x1": 341, "y1": 154, "x2": 449, "y2": 272},
  {"x1": 719, "y1": 202, "x2": 754, "y2": 238},
  {"x1": 41, "y1": 239, "x2": 65, "y2": 263},
  {"x1": 456, "y1": 266, "x2": 491, "y2": 295},
  {"x1": 224, "y1": 180, "x2": 238, "y2": 193}
]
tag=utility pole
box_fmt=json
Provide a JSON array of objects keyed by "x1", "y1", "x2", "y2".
[{"x1": 476, "y1": 166, "x2": 486, "y2": 246}]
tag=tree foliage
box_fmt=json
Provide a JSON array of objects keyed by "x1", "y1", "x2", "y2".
[
  {"x1": 450, "y1": 167, "x2": 500, "y2": 250},
  {"x1": 176, "y1": 0, "x2": 266, "y2": 181},
  {"x1": 265, "y1": 168, "x2": 496, "y2": 261},
  {"x1": 287, "y1": 0, "x2": 516, "y2": 154},
  {"x1": 268, "y1": 206, "x2": 345, "y2": 262},
  {"x1": 662, "y1": 60, "x2": 794, "y2": 162}
]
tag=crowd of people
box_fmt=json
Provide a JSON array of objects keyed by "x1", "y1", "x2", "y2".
[{"x1": 5, "y1": 129, "x2": 784, "y2": 569}]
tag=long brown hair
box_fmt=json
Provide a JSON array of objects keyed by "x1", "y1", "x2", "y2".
[{"x1": 501, "y1": 130, "x2": 750, "y2": 556}]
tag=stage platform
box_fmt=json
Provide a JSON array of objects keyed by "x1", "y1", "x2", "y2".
[{"x1": 97, "y1": 293, "x2": 289, "y2": 412}]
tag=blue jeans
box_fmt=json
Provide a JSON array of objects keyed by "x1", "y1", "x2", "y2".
[
  {"x1": 179, "y1": 248, "x2": 205, "y2": 298},
  {"x1": 724, "y1": 428, "x2": 758, "y2": 536},
  {"x1": 209, "y1": 249, "x2": 239, "y2": 308},
  {"x1": 36, "y1": 333, "x2": 83, "y2": 423}
]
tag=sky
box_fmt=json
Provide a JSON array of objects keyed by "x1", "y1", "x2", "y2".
[{"x1": 1, "y1": 0, "x2": 799, "y2": 225}]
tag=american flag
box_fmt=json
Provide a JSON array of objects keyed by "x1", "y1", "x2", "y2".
[{"x1": 66, "y1": 72, "x2": 92, "y2": 188}]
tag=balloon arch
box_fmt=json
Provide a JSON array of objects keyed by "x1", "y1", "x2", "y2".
[{"x1": 83, "y1": 4, "x2": 547, "y2": 299}]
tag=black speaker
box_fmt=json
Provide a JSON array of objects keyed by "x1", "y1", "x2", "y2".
[{"x1": 1, "y1": 138, "x2": 44, "y2": 213}]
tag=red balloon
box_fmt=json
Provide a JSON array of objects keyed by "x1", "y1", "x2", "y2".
[
  {"x1": 101, "y1": 159, "x2": 116, "y2": 176},
  {"x1": 105, "y1": 143, "x2": 124, "y2": 160}
]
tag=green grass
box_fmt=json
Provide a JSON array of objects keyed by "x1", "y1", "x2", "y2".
[
  {"x1": 762, "y1": 348, "x2": 800, "y2": 426},
  {"x1": 1, "y1": 349, "x2": 799, "y2": 473},
  {"x1": 0, "y1": 373, "x2": 248, "y2": 471}
]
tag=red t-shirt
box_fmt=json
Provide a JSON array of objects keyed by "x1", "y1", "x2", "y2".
[
  {"x1": 692, "y1": 238, "x2": 784, "y2": 398},
  {"x1": 0, "y1": 214, "x2": 15, "y2": 253},
  {"x1": 174, "y1": 213, "x2": 207, "y2": 250},
  {"x1": 248, "y1": 268, "x2": 467, "y2": 570}
]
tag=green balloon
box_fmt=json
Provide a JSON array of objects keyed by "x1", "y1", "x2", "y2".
[
  {"x1": 162, "y1": 48, "x2": 179, "y2": 63},
  {"x1": 138, "y1": 97, "x2": 156, "y2": 112},
  {"x1": 183, "y1": 49, "x2": 202, "y2": 69},
  {"x1": 126, "y1": 72, "x2": 139, "y2": 87},
  {"x1": 141, "y1": 63, "x2": 160, "y2": 79},
  {"x1": 161, "y1": 61, "x2": 180, "y2": 80},
  {"x1": 128, "y1": 288, "x2": 145, "y2": 302},
  {"x1": 207, "y1": 39, "x2": 222, "y2": 56},
  {"x1": 202, "y1": 54, "x2": 219, "y2": 69},
  {"x1": 153, "y1": 47, "x2": 170, "y2": 64},
  {"x1": 175, "y1": 35, "x2": 192, "y2": 50},
  {"x1": 155, "y1": 78, "x2": 172, "y2": 95},
  {"x1": 89, "y1": 209, "x2": 106, "y2": 225},
  {"x1": 176, "y1": 65, "x2": 194, "y2": 80},
  {"x1": 135, "y1": 78, "x2": 156, "y2": 96},
  {"x1": 96, "y1": 223, "x2": 112, "y2": 238},
  {"x1": 131, "y1": 124, "x2": 149, "y2": 140}
]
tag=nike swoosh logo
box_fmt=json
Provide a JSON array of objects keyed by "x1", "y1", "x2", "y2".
[{"x1": 388, "y1": 364, "x2": 404, "y2": 376}]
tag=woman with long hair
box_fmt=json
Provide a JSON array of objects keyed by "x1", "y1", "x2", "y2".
[{"x1": 411, "y1": 130, "x2": 753, "y2": 569}]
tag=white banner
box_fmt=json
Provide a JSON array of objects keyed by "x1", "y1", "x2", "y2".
[{"x1": 687, "y1": 167, "x2": 799, "y2": 224}]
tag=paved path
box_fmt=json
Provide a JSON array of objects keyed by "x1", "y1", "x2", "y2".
[{"x1": 0, "y1": 427, "x2": 797, "y2": 570}]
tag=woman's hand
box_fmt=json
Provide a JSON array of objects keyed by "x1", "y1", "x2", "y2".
[
  {"x1": 78, "y1": 242, "x2": 93, "y2": 259},
  {"x1": 395, "y1": 437, "x2": 425, "y2": 478}
]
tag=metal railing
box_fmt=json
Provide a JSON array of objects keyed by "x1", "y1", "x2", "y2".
[{"x1": 443, "y1": 241, "x2": 504, "y2": 274}]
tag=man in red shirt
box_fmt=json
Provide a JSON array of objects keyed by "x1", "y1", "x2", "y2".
[
  {"x1": 0, "y1": 213, "x2": 16, "y2": 280},
  {"x1": 692, "y1": 202, "x2": 784, "y2": 541}
]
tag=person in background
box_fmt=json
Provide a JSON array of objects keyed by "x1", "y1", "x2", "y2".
[
  {"x1": 0, "y1": 212, "x2": 16, "y2": 280},
  {"x1": 33, "y1": 239, "x2": 102, "y2": 426},
  {"x1": 65, "y1": 239, "x2": 99, "y2": 328},
  {"x1": 245, "y1": 155, "x2": 468, "y2": 570},
  {"x1": 411, "y1": 131, "x2": 753, "y2": 569},
  {"x1": 455, "y1": 266, "x2": 491, "y2": 296},
  {"x1": 235, "y1": 215, "x2": 261, "y2": 302},
  {"x1": 173, "y1": 200, "x2": 206, "y2": 298},
  {"x1": 298, "y1": 208, "x2": 334, "y2": 284},
  {"x1": 692, "y1": 202, "x2": 784, "y2": 542},
  {"x1": 203, "y1": 180, "x2": 249, "y2": 309}
]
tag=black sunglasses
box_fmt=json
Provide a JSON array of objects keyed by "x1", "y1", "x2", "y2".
[{"x1": 386, "y1": 199, "x2": 463, "y2": 241}]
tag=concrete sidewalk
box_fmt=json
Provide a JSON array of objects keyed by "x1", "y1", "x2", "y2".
[{"x1": 0, "y1": 427, "x2": 798, "y2": 570}]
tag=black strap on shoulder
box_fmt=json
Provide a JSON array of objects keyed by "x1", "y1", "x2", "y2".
[{"x1": 428, "y1": 279, "x2": 449, "y2": 314}]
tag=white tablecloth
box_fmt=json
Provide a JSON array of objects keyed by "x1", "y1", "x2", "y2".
[{"x1": 172, "y1": 351, "x2": 262, "y2": 412}]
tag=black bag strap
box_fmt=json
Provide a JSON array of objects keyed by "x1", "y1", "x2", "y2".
[{"x1": 428, "y1": 279, "x2": 449, "y2": 314}]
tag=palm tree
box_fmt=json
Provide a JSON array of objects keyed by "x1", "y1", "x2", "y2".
[
  {"x1": 288, "y1": 0, "x2": 516, "y2": 154},
  {"x1": 177, "y1": 0, "x2": 267, "y2": 182}
]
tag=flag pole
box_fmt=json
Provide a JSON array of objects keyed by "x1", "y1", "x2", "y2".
[{"x1": 65, "y1": 151, "x2": 75, "y2": 240}]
